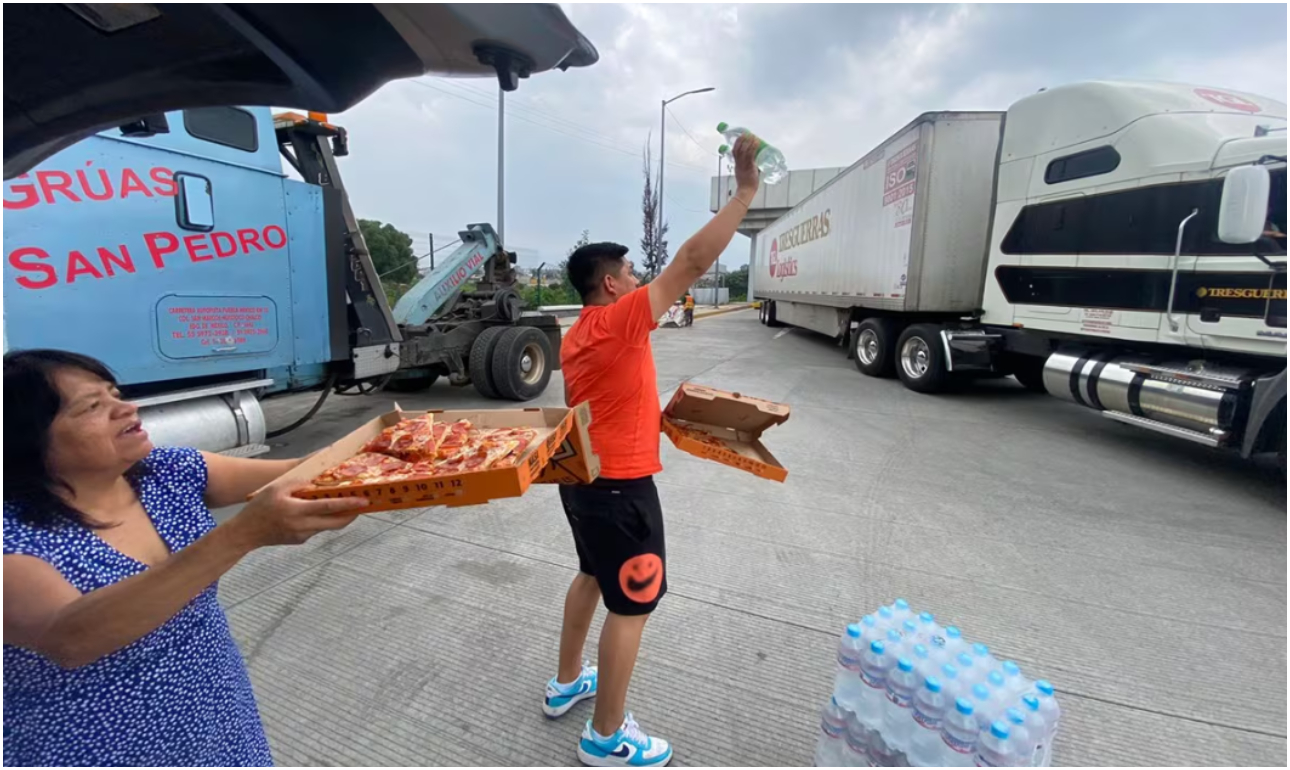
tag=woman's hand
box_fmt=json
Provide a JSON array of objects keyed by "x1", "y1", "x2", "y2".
[
  {"x1": 732, "y1": 133, "x2": 761, "y2": 196},
  {"x1": 225, "y1": 475, "x2": 370, "y2": 549}
]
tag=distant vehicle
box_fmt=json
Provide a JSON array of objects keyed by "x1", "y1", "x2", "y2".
[{"x1": 753, "y1": 81, "x2": 1286, "y2": 461}]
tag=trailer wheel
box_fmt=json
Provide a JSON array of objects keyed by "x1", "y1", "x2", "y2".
[
  {"x1": 758, "y1": 302, "x2": 768, "y2": 325},
  {"x1": 895, "y1": 324, "x2": 951, "y2": 394},
  {"x1": 491, "y1": 326, "x2": 553, "y2": 401},
  {"x1": 766, "y1": 300, "x2": 782, "y2": 327},
  {"x1": 853, "y1": 318, "x2": 899, "y2": 378},
  {"x1": 469, "y1": 326, "x2": 508, "y2": 399}
]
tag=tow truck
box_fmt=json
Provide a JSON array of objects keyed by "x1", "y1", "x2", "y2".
[{"x1": 3, "y1": 4, "x2": 597, "y2": 455}]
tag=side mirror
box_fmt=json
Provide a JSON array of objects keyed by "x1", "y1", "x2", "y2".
[{"x1": 1217, "y1": 165, "x2": 1270, "y2": 244}]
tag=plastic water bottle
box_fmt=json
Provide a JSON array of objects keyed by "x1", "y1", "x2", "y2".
[
  {"x1": 867, "y1": 728, "x2": 900, "y2": 768},
  {"x1": 715, "y1": 123, "x2": 788, "y2": 185},
  {"x1": 890, "y1": 598, "x2": 914, "y2": 624},
  {"x1": 909, "y1": 643, "x2": 933, "y2": 680},
  {"x1": 883, "y1": 657, "x2": 920, "y2": 749},
  {"x1": 939, "y1": 663, "x2": 962, "y2": 700},
  {"x1": 833, "y1": 624, "x2": 866, "y2": 712},
  {"x1": 998, "y1": 660, "x2": 1030, "y2": 698},
  {"x1": 856, "y1": 614, "x2": 885, "y2": 648},
  {"x1": 941, "y1": 697, "x2": 979, "y2": 767},
  {"x1": 1003, "y1": 708, "x2": 1037, "y2": 767},
  {"x1": 885, "y1": 628, "x2": 905, "y2": 653},
  {"x1": 909, "y1": 676, "x2": 951, "y2": 766},
  {"x1": 984, "y1": 670, "x2": 1009, "y2": 705},
  {"x1": 955, "y1": 653, "x2": 982, "y2": 688},
  {"x1": 932, "y1": 625, "x2": 965, "y2": 667},
  {"x1": 1030, "y1": 681, "x2": 1061, "y2": 765},
  {"x1": 975, "y1": 720, "x2": 1016, "y2": 768},
  {"x1": 913, "y1": 612, "x2": 941, "y2": 646},
  {"x1": 875, "y1": 605, "x2": 897, "y2": 632},
  {"x1": 968, "y1": 684, "x2": 995, "y2": 730},
  {"x1": 815, "y1": 697, "x2": 849, "y2": 767},
  {"x1": 1018, "y1": 695, "x2": 1047, "y2": 766},
  {"x1": 970, "y1": 642, "x2": 997, "y2": 672},
  {"x1": 842, "y1": 711, "x2": 870, "y2": 767},
  {"x1": 856, "y1": 640, "x2": 894, "y2": 726}
]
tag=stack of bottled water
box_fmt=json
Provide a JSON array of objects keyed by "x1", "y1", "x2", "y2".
[{"x1": 814, "y1": 599, "x2": 1061, "y2": 767}]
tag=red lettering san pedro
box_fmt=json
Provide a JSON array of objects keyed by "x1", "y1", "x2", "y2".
[{"x1": 7, "y1": 224, "x2": 287, "y2": 289}]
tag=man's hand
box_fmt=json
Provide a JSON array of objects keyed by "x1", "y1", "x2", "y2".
[
  {"x1": 731, "y1": 133, "x2": 761, "y2": 196},
  {"x1": 226, "y1": 474, "x2": 370, "y2": 548},
  {"x1": 647, "y1": 132, "x2": 763, "y2": 318}
]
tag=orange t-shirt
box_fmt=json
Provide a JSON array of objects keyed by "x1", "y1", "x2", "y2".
[{"x1": 561, "y1": 287, "x2": 662, "y2": 479}]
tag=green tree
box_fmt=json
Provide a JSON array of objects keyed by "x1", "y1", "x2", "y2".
[
  {"x1": 359, "y1": 219, "x2": 416, "y2": 305},
  {"x1": 724, "y1": 264, "x2": 750, "y2": 301}
]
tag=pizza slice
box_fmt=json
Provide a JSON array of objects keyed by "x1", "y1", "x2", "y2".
[
  {"x1": 312, "y1": 452, "x2": 417, "y2": 487},
  {"x1": 435, "y1": 420, "x2": 474, "y2": 459},
  {"x1": 362, "y1": 415, "x2": 442, "y2": 462},
  {"x1": 481, "y1": 427, "x2": 538, "y2": 468}
]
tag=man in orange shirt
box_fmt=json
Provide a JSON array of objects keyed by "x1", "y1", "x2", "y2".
[{"x1": 541, "y1": 135, "x2": 759, "y2": 767}]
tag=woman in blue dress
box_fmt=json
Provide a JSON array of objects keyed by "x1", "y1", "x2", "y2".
[{"x1": 3, "y1": 349, "x2": 369, "y2": 766}]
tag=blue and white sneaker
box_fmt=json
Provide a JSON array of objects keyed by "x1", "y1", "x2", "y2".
[
  {"x1": 543, "y1": 663, "x2": 598, "y2": 718},
  {"x1": 577, "y1": 713, "x2": 672, "y2": 767}
]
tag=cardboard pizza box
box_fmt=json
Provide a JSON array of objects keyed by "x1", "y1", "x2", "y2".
[
  {"x1": 265, "y1": 403, "x2": 600, "y2": 513},
  {"x1": 661, "y1": 383, "x2": 789, "y2": 482}
]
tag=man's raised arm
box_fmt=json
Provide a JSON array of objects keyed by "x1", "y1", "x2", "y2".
[{"x1": 647, "y1": 134, "x2": 762, "y2": 320}]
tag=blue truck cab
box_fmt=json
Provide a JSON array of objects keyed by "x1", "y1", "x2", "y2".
[{"x1": 4, "y1": 107, "x2": 559, "y2": 453}]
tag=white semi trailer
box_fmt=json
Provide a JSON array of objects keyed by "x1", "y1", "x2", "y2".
[{"x1": 753, "y1": 81, "x2": 1286, "y2": 460}]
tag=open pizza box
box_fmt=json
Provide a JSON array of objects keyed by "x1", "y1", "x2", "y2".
[
  {"x1": 661, "y1": 383, "x2": 790, "y2": 482},
  {"x1": 266, "y1": 403, "x2": 600, "y2": 513}
]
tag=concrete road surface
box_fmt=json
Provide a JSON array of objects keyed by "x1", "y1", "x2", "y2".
[{"x1": 221, "y1": 308, "x2": 1286, "y2": 766}]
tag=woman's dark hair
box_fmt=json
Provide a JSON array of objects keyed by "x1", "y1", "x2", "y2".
[{"x1": 3, "y1": 349, "x2": 136, "y2": 528}]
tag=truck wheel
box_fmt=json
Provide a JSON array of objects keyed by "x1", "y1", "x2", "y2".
[
  {"x1": 469, "y1": 326, "x2": 507, "y2": 399},
  {"x1": 385, "y1": 373, "x2": 439, "y2": 392},
  {"x1": 1010, "y1": 356, "x2": 1048, "y2": 393},
  {"x1": 766, "y1": 300, "x2": 782, "y2": 327},
  {"x1": 758, "y1": 302, "x2": 768, "y2": 325},
  {"x1": 853, "y1": 318, "x2": 899, "y2": 378},
  {"x1": 895, "y1": 324, "x2": 951, "y2": 394},
  {"x1": 491, "y1": 326, "x2": 553, "y2": 401}
]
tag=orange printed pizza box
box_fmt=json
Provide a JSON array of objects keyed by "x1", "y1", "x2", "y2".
[
  {"x1": 661, "y1": 382, "x2": 789, "y2": 482},
  {"x1": 262, "y1": 403, "x2": 600, "y2": 513}
]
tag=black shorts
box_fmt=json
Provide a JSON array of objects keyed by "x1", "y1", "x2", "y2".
[{"x1": 559, "y1": 476, "x2": 667, "y2": 616}]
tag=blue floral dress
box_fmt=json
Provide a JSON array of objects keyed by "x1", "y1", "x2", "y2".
[{"x1": 3, "y1": 447, "x2": 272, "y2": 767}]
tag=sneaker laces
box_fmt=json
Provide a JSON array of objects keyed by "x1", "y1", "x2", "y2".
[{"x1": 620, "y1": 713, "x2": 647, "y2": 744}]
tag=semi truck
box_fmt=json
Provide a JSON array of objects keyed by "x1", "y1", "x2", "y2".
[{"x1": 753, "y1": 81, "x2": 1286, "y2": 460}]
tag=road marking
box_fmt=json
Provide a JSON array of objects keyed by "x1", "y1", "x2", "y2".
[{"x1": 773, "y1": 329, "x2": 791, "y2": 340}]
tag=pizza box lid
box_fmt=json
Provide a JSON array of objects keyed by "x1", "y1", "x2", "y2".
[
  {"x1": 663, "y1": 382, "x2": 790, "y2": 437},
  {"x1": 661, "y1": 383, "x2": 789, "y2": 482}
]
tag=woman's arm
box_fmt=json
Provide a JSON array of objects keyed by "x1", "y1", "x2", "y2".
[
  {"x1": 200, "y1": 452, "x2": 303, "y2": 508},
  {"x1": 2, "y1": 478, "x2": 367, "y2": 669}
]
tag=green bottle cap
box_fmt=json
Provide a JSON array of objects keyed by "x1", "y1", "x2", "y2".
[
  {"x1": 716, "y1": 121, "x2": 728, "y2": 133},
  {"x1": 718, "y1": 144, "x2": 730, "y2": 155}
]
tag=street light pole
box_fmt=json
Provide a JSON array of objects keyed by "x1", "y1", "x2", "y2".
[
  {"x1": 656, "y1": 86, "x2": 715, "y2": 278},
  {"x1": 497, "y1": 86, "x2": 505, "y2": 244}
]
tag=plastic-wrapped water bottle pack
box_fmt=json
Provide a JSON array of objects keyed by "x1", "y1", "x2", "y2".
[{"x1": 815, "y1": 599, "x2": 1061, "y2": 767}]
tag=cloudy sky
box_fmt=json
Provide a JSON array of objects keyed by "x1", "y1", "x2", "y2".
[{"x1": 332, "y1": 3, "x2": 1287, "y2": 271}]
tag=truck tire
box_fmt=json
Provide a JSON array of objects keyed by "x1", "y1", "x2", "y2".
[
  {"x1": 469, "y1": 326, "x2": 508, "y2": 399},
  {"x1": 490, "y1": 326, "x2": 553, "y2": 401},
  {"x1": 853, "y1": 318, "x2": 899, "y2": 378},
  {"x1": 1010, "y1": 355, "x2": 1048, "y2": 393},
  {"x1": 385, "y1": 373, "x2": 439, "y2": 393},
  {"x1": 758, "y1": 301, "x2": 768, "y2": 325},
  {"x1": 766, "y1": 300, "x2": 782, "y2": 327},
  {"x1": 895, "y1": 324, "x2": 951, "y2": 394}
]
